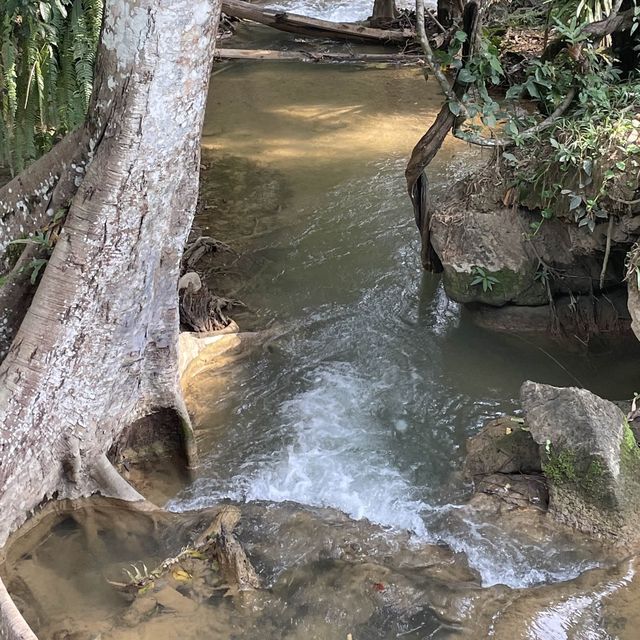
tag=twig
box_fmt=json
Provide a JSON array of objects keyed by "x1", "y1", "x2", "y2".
[
  {"x1": 415, "y1": 0, "x2": 464, "y2": 111},
  {"x1": 599, "y1": 214, "x2": 614, "y2": 290},
  {"x1": 425, "y1": 7, "x2": 446, "y2": 33}
]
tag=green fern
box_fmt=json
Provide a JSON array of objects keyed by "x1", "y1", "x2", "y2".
[{"x1": 0, "y1": 0, "x2": 103, "y2": 175}]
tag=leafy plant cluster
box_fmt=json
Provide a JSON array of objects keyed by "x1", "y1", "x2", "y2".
[
  {"x1": 0, "y1": 0, "x2": 102, "y2": 175},
  {"x1": 445, "y1": 0, "x2": 640, "y2": 235}
]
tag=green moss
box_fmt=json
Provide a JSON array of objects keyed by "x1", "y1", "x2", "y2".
[
  {"x1": 620, "y1": 419, "x2": 640, "y2": 478},
  {"x1": 622, "y1": 418, "x2": 639, "y2": 455},
  {"x1": 543, "y1": 445, "x2": 611, "y2": 508},
  {"x1": 543, "y1": 449, "x2": 578, "y2": 484}
]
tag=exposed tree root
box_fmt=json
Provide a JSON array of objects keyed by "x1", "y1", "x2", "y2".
[
  {"x1": 0, "y1": 575, "x2": 37, "y2": 640},
  {"x1": 406, "y1": 0, "x2": 479, "y2": 271},
  {"x1": 0, "y1": 129, "x2": 87, "y2": 260}
]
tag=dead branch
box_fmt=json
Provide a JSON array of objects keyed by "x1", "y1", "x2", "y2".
[
  {"x1": 221, "y1": 0, "x2": 414, "y2": 44},
  {"x1": 216, "y1": 47, "x2": 424, "y2": 65},
  {"x1": 110, "y1": 505, "x2": 260, "y2": 598}
]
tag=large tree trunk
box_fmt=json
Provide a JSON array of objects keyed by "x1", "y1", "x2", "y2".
[{"x1": 0, "y1": 0, "x2": 221, "y2": 553}]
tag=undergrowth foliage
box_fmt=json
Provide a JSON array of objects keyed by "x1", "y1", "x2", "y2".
[
  {"x1": 0, "y1": 0, "x2": 102, "y2": 175},
  {"x1": 447, "y1": 0, "x2": 640, "y2": 234}
]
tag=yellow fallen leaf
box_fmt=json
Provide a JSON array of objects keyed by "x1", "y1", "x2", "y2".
[{"x1": 172, "y1": 568, "x2": 192, "y2": 582}]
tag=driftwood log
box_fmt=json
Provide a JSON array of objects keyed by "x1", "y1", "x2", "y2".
[
  {"x1": 221, "y1": 0, "x2": 414, "y2": 43},
  {"x1": 216, "y1": 47, "x2": 424, "y2": 65}
]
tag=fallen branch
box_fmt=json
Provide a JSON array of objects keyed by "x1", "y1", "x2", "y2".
[
  {"x1": 110, "y1": 505, "x2": 260, "y2": 597},
  {"x1": 221, "y1": 0, "x2": 414, "y2": 43},
  {"x1": 216, "y1": 47, "x2": 424, "y2": 65}
]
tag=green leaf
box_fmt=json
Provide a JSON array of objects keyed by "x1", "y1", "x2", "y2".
[
  {"x1": 39, "y1": 1, "x2": 51, "y2": 22},
  {"x1": 448, "y1": 100, "x2": 461, "y2": 116},
  {"x1": 569, "y1": 195, "x2": 583, "y2": 211},
  {"x1": 458, "y1": 68, "x2": 476, "y2": 84}
]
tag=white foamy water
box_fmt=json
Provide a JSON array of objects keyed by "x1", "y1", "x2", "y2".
[
  {"x1": 265, "y1": 0, "x2": 426, "y2": 23},
  {"x1": 244, "y1": 364, "x2": 430, "y2": 536}
]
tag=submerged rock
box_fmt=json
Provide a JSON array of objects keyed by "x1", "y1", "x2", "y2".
[{"x1": 520, "y1": 381, "x2": 640, "y2": 539}]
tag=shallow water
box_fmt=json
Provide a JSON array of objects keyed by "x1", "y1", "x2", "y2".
[{"x1": 171, "y1": 20, "x2": 640, "y2": 592}]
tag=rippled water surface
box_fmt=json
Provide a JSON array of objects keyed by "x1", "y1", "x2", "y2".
[
  {"x1": 171, "y1": 19, "x2": 640, "y2": 592},
  {"x1": 7, "y1": 6, "x2": 640, "y2": 639}
]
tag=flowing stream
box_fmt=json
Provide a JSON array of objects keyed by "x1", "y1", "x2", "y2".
[
  {"x1": 6, "y1": 6, "x2": 640, "y2": 639},
  {"x1": 172, "y1": 10, "x2": 639, "y2": 590}
]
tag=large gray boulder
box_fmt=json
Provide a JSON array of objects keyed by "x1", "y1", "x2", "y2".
[{"x1": 521, "y1": 381, "x2": 640, "y2": 538}]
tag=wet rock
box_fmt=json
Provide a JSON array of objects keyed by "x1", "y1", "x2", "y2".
[
  {"x1": 521, "y1": 381, "x2": 640, "y2": 539},
  {"x1": 468, "y1": 288, "x2": 633, "y2": 339},
  {"x1": 431, "y1": 206, "x2": 547, "y2": 307},
  {"x1": 464, "y1": 417, "x2": 541, "y2": 478},
  {"x1": 475, "y1": 473, "x2": 548, "y2": 509},
  {"x1": 430, "y1": 189, "x2": 627, "y2": 314},
  {"x1": 154, "y1": 585, "x2": 199, "y2": 614},
  {"x1": 122, "y1": 595, "x2": 157, "y2": 627}
]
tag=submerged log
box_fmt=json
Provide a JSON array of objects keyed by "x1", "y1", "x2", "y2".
[
  {"x1": 216, "y1": 47, "x2": 424, "y2": 65},
  {"x1": 221, "y1": 0, "x2": 414, "y2": 43}
]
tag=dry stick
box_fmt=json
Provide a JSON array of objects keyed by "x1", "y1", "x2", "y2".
[
  {"x1": 426, "y1": 7, "x2": 447, "y2": 33},
  {"x1": 215, "y1": 47, "x2": 424, "y2": 65},
  {"x1": 415, "y1": 0, "x2": 464, "y2": 111},
  {"x1": 600, "y1": 214, "x2": 615, "y2": 290}
]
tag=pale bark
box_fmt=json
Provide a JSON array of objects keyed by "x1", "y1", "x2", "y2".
[
  {"x1": 0, "y1": 0, "x2": 221, "y2": 555},
  {"x1": 0, "y1": 129, "x2": 86, "y2": 261}
]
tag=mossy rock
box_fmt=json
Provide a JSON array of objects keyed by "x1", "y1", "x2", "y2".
[
  {"x1": 521, "y1": 381, "x2": 640, "y2": 539},
  {"x1": 443, "y1": 264, "x2": 548, "y2": 307}
]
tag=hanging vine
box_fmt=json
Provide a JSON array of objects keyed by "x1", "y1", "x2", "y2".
[{"x1": 0, "y1": 0, "x2": 102, "y2": 175}]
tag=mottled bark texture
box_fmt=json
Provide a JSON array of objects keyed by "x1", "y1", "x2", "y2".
[{"x1": 0, "y1": 0, "x2": 221, "y2": 560}]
